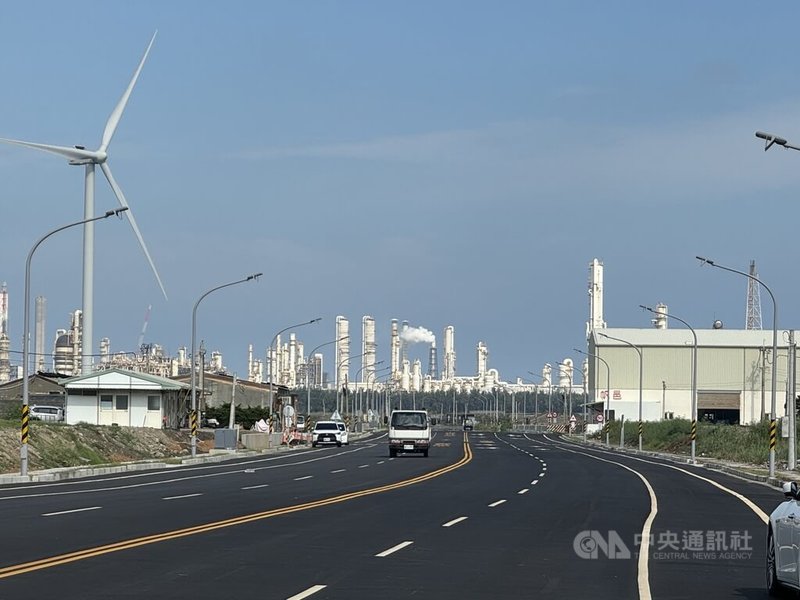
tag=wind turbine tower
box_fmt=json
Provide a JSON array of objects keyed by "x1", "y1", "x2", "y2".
[
  {"x1": 746, "y1": 260, "x2": 763, "y2": 330},
  {"x1": 0, "y1": 33, "x2": 167, "y2": 374}
]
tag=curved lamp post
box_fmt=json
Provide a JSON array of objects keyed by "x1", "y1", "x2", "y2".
[
  {"x1": 598, "y1": 332, "x2": 644, "y2": 451},
  {"x1": 21, "y1": 208, "x2": 129, "y2": 476},
  {"x1": 304, "y1": 335, "x2": 348, "y2": 416},
  {"x1": 640, "y1": 304, "x2": 698, "y2": 465},
  {"x1": 756, "y1": 131, "x2": 800, "y2": 152},
  {"x1": 697, "y1": 256, "x2": 779, "y2": 477},
  {"x1": 191, "y1": 272, "x2": 262, "y2": 457},
  {"x1": 267, "y1": 317, "x2": 321, "y2": 426},
  {"x1": 574, "y1": 349, "x2": 609, "y2": 445}
]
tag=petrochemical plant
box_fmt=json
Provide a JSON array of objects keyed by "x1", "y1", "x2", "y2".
[{"x1": 0, "y1": 261, "x2": 618, "y2": 399}]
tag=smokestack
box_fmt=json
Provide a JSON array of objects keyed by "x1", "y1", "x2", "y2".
[
  {"x1": 428, "y1": 343, "x2": 438, "y2": 379},
  {"x1": 35, "y1": 296, "x2": 46, "y2": 373}
]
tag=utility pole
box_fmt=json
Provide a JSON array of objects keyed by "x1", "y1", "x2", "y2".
[{"x1": 789, "y1": 331, "x2": 797, "y2": 470}]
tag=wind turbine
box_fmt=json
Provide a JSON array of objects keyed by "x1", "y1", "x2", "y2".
[{"x1": 0, "y1": 32, "x2": 167, "y2": 374}]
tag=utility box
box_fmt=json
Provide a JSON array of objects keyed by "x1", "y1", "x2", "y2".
[{"x1": 214, "y1": 428, "x2": 237, "y2": 450}]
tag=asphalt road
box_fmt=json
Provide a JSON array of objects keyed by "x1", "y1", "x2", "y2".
[{"x1": 0, "y1": 429, "x2": 782, "y2": 599}]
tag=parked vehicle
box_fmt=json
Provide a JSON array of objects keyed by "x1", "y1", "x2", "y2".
[
  {"x1": 388, "y1": 409, "x2": 431, "y2": 457},
  {"x1": 29, "y1": 405, "x2": 64, "y2": 422},
  {"x1": 768, "y1": 481, "x2": 800, "y2": 595}
]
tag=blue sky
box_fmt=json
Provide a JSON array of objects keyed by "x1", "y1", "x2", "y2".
[{"x1": 2, "y1": 2, "x2": 800, "y2": 383}]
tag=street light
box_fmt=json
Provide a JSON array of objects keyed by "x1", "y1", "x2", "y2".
[
  {"x1": 355, "y1": 360, "x2": 385, "y2": 420},
  {"x1": 755, "y1": 131, "x2": 800, "y2": 152},
  {"x1": 640, "y1": 304, "x2": 698, "y2": 464},
  {"x1": 598, "y1": 332, "x2": 644, "y2": 451},
  {"x1": 191, "y1": 272, "x2": 262, "y2": 457},
  {"x1": 304, "y1": 336, "x2": 348, "y2": 417},
  {"x1": 529, "y1": 369, "x2": 554, "y2": 427},
  {"x1": 696, "y1": 255, "x2": 780, "y2": 477},
  {"x1": 21, "y1": 208, "x2": 129, "y2": 476},
  {"x1": 267, "y1": 317, "x2": 322, "y2": 426},
  {"x1": 573, "y1": 349, "x2": 609, "y2": 444},
  {"x1": 336, "y1": 351, "x2": 369, "y2": 415}
]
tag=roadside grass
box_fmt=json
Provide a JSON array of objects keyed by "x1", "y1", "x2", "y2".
[{"x1": 599, "y1": 418, "x2": 793, "y2": 468}]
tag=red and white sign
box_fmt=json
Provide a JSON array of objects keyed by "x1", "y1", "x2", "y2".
[{"x1": 596, "y1": 414, "x2": 604, "y2": 423}]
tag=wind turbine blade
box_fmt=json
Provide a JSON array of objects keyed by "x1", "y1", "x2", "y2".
[
  {"x1": 100, "y1": 162, "x2": 168, "y2": 300},
  {"x1": 0, "y1": 137, "x2": 98, "y2": 162},
  {"x1": 100, "y1": 31, "x2": 157, "y2": 152}
]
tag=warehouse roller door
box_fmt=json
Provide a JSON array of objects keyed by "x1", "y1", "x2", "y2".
[{"x1": 698, "y1": 391, "x2": 740, "y2": 425}]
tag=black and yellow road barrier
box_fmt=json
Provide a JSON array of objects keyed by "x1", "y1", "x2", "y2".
[{"x1": 21, "y1": 405, "x2": 29, "y2": 444}]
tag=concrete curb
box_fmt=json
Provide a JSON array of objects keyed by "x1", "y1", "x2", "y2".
[{"x1": 0, "y1": 430, "x2": 380, "y2": 486}]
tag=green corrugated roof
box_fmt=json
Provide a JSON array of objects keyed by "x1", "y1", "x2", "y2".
[{"x1": 63, "y1": 368, "x2": 189, "y2": 390}]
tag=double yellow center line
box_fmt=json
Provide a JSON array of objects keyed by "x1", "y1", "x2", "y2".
[{"x1": 0, "y1": 436, "x2": 472, "y2": 579}]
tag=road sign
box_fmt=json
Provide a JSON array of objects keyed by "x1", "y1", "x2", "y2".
[
  {"x1": 569, "y1": 415, "x2": 577, "y2": 423},
  {"x1": 596, "y1": 414, "x2": 604, "y2": 423}
]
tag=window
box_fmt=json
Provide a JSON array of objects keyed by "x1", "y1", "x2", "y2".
[
  {"x1": 100, "y1": 395, "x2": 113, "y2": 410},
  {"x1": 147, "y1": 395, "x2": 160, "y2": 411},
  {"x1": 115, "y1": 394, "x2": 129, "y2": 411}
]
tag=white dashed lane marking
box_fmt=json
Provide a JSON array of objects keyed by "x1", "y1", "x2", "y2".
[
  {"x1": 287, "y1": 584, "x2": 327, "y2": 599},
  {"x1": 241, "y1": 484, "x2": 269, "y2": 490},
  {"x1": 488, "y1": 499, "x2": 507, "y2": 508},
  {"x1": 162, "y1": 493, "x2": 202, "y2": 501},
  {"x1": 294, "y1": 476, "x2": 313, "y2": 481},
  {"x1": 442, "y1": 516, "x2": 469, "y2": 527},
  {"x1": 376, "y1": 541, "x2": 414, "y2": 557},
  {"x1": 42, "y1": 506, "x2": 101, "y2": 516}
]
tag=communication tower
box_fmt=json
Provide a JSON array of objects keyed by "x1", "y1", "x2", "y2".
[{"x1": 746, "y1": 260, "x2": 763, "y2": 330}]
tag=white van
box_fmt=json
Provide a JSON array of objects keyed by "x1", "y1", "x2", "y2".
[{"x1": 388, "y1": 409, "x2": 431, "y2": 457}]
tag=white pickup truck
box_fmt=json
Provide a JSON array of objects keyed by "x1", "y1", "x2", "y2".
[{"x1": 388, "y1": 409, "x2": 431, "y2": 457}]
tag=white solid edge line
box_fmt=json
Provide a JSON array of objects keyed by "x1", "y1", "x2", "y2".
[
  {"x1": 162, "y1": 493, "x2": 202, "y2": 500},
  {"x1": 376, "y1": 540, "x2": 414, "y2": 557},
  {"x1": 549, "y1": 435, "x2": 769, "y2": 525},
  {"x1": 538, "y1": 437, "x2": 656, "y2": 600},
  {"x1": 488, "y1": 499, "x2": 507, "y2": 507},
  {"x1": 42, "y1": 506, "x2": 101, "y2": 516},
  {"x1": 286, "y1": 584, "x2": 327, "y2": 600},
  {"x1": 443, "y1": 516, "x2": 468, "y2": 527}
]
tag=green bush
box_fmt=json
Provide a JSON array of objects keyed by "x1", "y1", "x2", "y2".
[{"x1": 204, "y1": 404, "x2": 270, "y2": 430}]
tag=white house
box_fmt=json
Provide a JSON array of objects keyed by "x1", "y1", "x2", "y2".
[{"x1": 62, "y1": 368, "x2": 189, "y2": 428}]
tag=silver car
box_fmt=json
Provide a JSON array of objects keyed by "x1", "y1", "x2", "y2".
[{"x1": 767, "y1": 481, "x2": 800, "y2": 596}]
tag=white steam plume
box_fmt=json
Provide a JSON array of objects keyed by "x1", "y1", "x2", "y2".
[{"x1": 400, "y1": 326, "x2": 435, "y2": 344}]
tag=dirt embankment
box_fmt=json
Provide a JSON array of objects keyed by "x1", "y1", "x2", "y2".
[{"x1": 0, "y1": 421, "x2": 214, "y2": 475}]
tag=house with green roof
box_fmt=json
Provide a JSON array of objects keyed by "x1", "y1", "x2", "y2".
[{"x1": 62, "y1": 368, "x2": 189, "y2": 428}]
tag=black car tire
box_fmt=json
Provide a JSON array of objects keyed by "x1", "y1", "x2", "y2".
[
  {"x1": 767, "y1": 530, "x2": 783, "y2": 597},
  {"x1": 389, "y1": 448, "x2": 397, "y2": 458},
  {"x1": 423, "y1": 449, "x2": 429, "y2": 457},
  {"x1": 312, "y1": 442, "x2": 317, "y2": 448}
]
